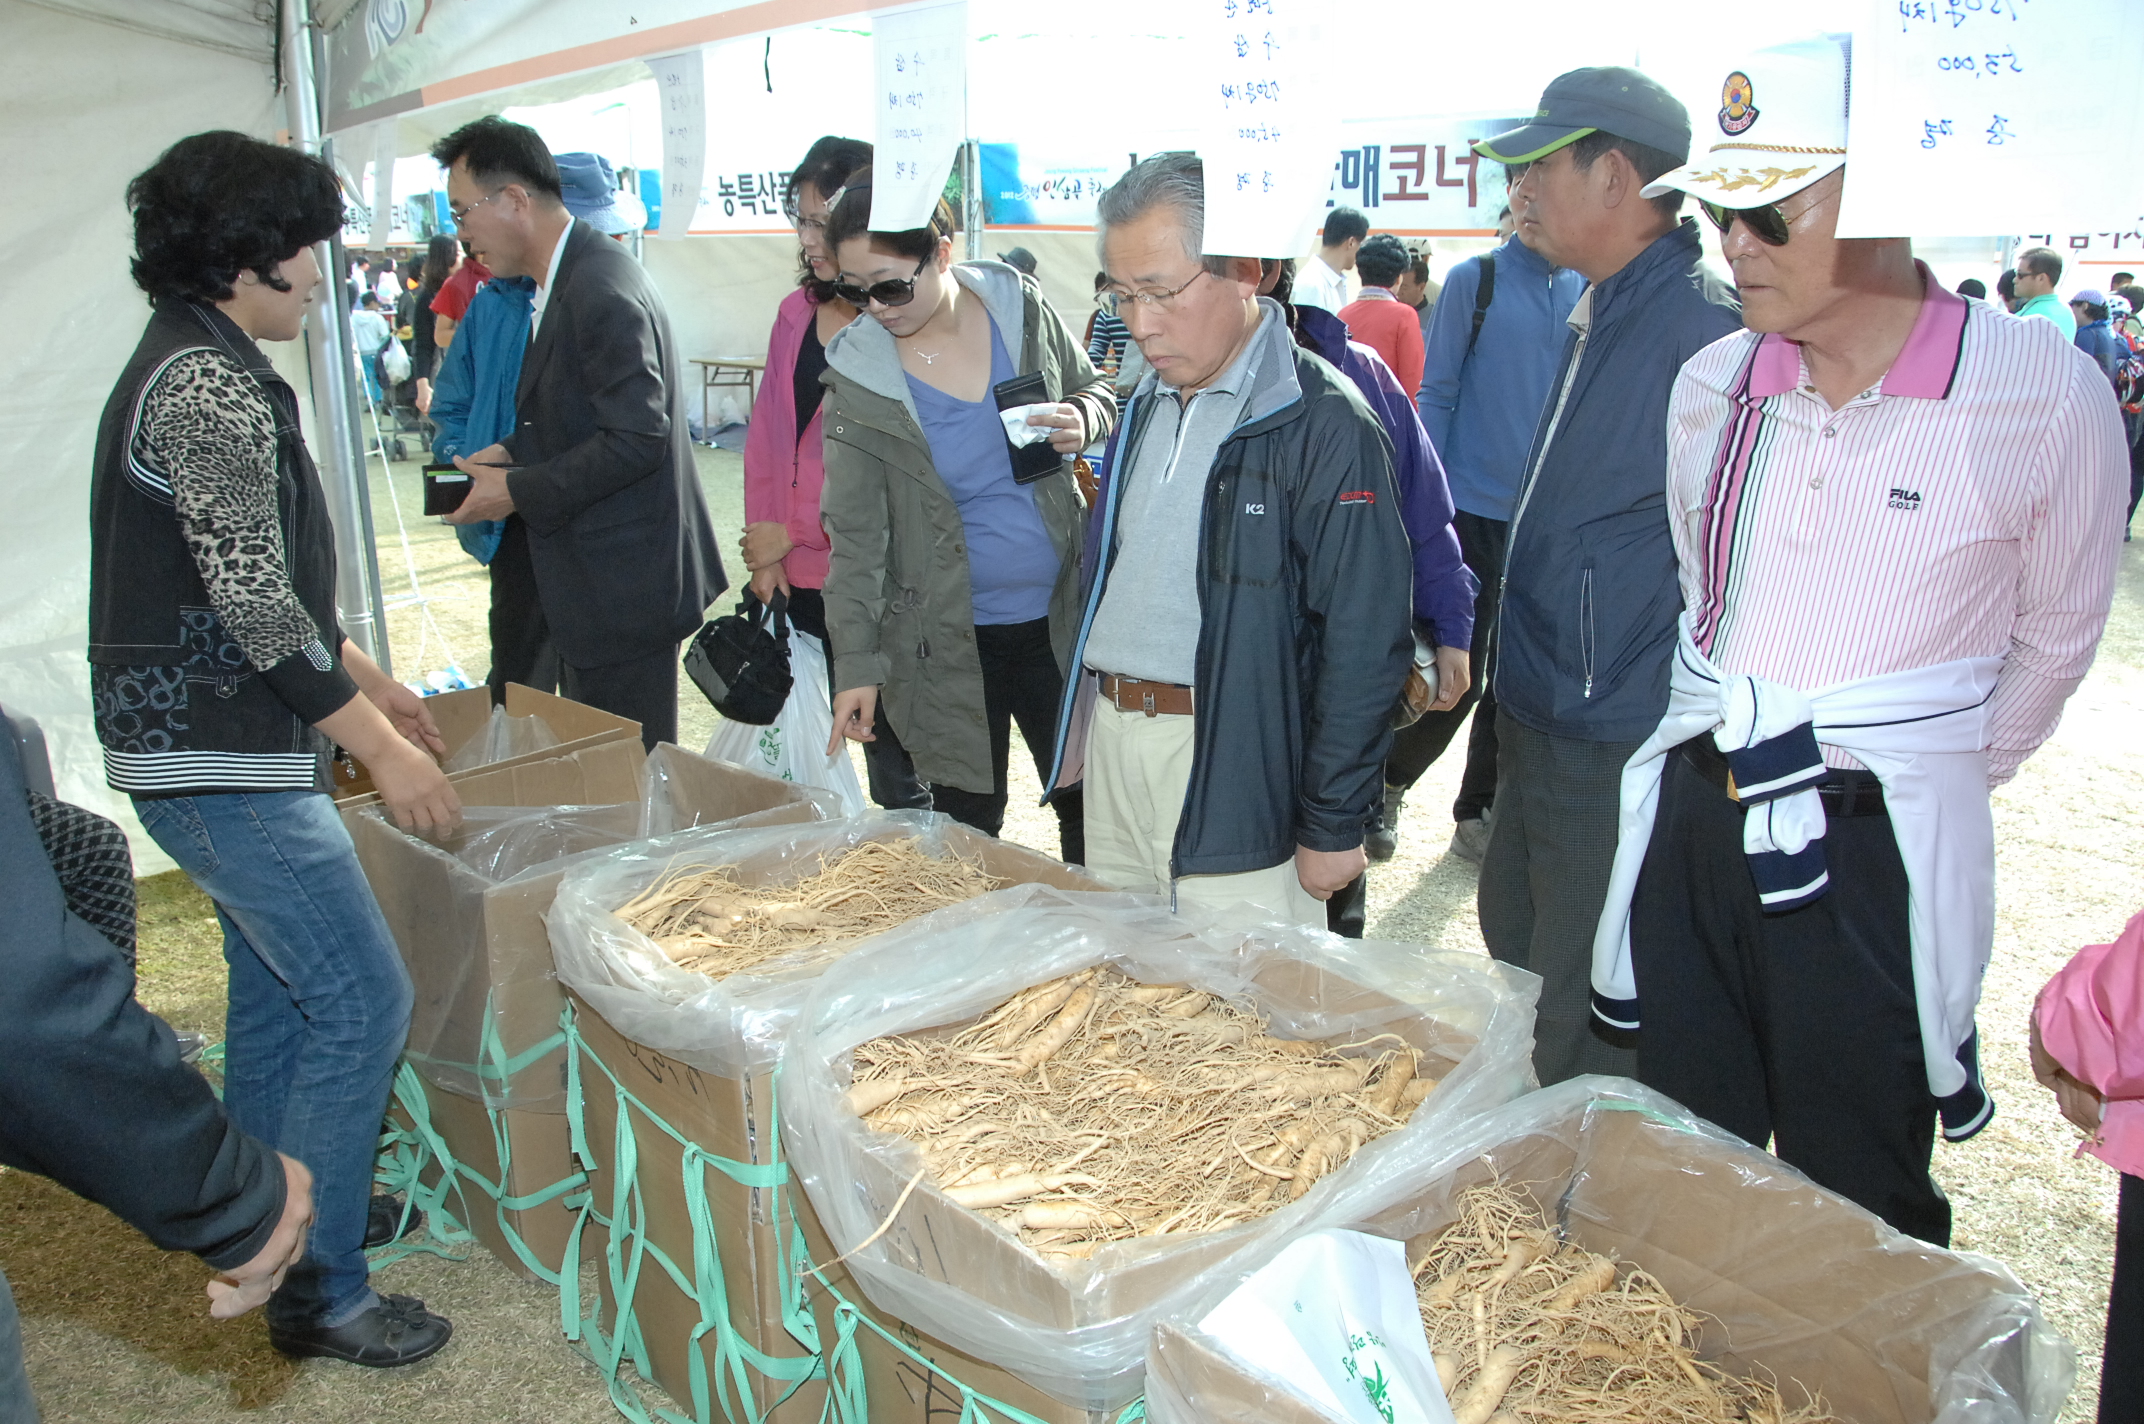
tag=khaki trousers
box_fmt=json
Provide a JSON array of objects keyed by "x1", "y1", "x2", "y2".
[{"x1": 1082, "y1": 693, "x2": 1323, "y2": 928}]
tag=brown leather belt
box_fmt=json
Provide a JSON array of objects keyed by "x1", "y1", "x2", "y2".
[
  {"x1": 1099, "y1": 674, "x2": 1194, "y2": 717},
  {"x1": 1681, "y1": 736, "x2": 1886, "y2": 819}
]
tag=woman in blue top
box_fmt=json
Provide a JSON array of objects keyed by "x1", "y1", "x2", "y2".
[{"x1": 817, "y1": 173, "x2": 1114, "y2": 862}]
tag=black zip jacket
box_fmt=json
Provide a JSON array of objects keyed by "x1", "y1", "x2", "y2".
[
  {"x1": 1046, "y1": 312, "x2": 1414, "y2": 876},
  {"x1": 0, "y1": 736, "x2": 284, "y2": 1269}
]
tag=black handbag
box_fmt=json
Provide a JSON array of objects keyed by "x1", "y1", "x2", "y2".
[{"x1": 684, "y1": 591, "x2": 793, "y2": 724}]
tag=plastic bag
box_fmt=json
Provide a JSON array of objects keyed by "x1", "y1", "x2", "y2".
[
  {"x1": 421, "y1": 803, "x2": 645, "y2": 882},
  {"x1": 443, "y1": 705, "x2": 562, "y2": 772},
  {"x1": 703, "y1": 628, "x2": 865, "y2": 817},
  {"x1": 777, "y1": 896, "x2": 1541, "y2": 1411},
  {"x1": 381, "y1": 335, "x2": 413, "y2": 383},
  {"x1": 544, "y1": 811, "x2": 1097, "y2": 1082},
  {"x1": 1145, "y1": 1078, "x2": 2074, "y2": 1424}
]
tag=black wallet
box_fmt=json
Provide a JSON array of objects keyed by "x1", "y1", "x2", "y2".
[
  {"x1": 993, "y1": 372, "x2": 1063, "y2": 485},
  {"x1": 422, "y1": 464, "x2": 472, "y2": 515}
]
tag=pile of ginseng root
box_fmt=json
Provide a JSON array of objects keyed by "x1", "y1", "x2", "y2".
[
  {"x1": 844, "y1": 966, "x2": 1440, "y2": 1261},
  {"x1": 618, "y1": 838, "x2": 1004, "y2": 981},
  {"x1": 1411, "y1": 1182, "x2": 1836, "y2": 1424}
]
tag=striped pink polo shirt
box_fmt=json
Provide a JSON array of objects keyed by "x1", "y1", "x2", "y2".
[{"x1": 1666, "y1": 269, "x2": 2128, "y2": 782}]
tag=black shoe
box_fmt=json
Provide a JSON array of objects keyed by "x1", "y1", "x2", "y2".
[
  {"x1": 269, "y1": 1293, "x2": 453, "y2": 1367},
  {"x1": 1364, "y1": 784, "x2": 1405, "y2": 862},
  {"x1": 362, "y1": 1194, "x2": 424, "y2": 1250}
]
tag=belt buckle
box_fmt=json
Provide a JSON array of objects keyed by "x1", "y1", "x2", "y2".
[{"x1": 1142, "y1": 690, "x2": 1157, "y2": 717}]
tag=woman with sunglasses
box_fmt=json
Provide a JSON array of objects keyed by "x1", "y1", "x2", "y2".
[
  {"x1": 740, "y1": 137, "x2": 927, "y2": 808},
  {"x1": 818, "y1": 171, "x2": 1113, "y2": 862}
]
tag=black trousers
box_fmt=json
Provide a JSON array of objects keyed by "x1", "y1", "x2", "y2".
[
  {"x1": 2107, "y1": 1172, "x2": 2143, "y2": 1424},
  {"x1": 486, "y1": 515, "x2": 559, "y2": 701},
  {"x1": 1384, "y1": 511, "x2": 1508, "y2": 822},
  {"x1": 779, "y1": 586, "x2": 930, "y2": 812},
  {"x1": 561, "y1": 647, "x2": 680, "y2": 753},
  {"x1": 924, "y1": 617, "x2": 1084, "y2": 866},
  {"x1": 1476, "y1": 712, "x2": 1641, "y2": 1085},
  {"x1": 1631, "y1": 743, "x2": 1950, "y2": 1246}
]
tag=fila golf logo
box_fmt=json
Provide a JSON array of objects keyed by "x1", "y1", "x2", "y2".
[
  {"x1": 1719, "y1": 71, "x2": 1759, "y2": 135},
  {"x1": 1887, "y1": 488, "x2": 1924, "y2": 511},
  {"x1": 1337, "y1": 490, "x2": 1376, "y2": 505}
]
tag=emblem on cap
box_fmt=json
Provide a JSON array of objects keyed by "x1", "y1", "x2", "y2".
[{"x1": 1719, "y1": 71, "x2": 1759, "y2": 135}]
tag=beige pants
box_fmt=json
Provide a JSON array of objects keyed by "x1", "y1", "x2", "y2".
[{"x1": 1082, "y1": 693, "x2": 1324, "y2": 927}]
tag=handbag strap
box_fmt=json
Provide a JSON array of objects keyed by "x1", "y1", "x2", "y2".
[{"x1": 766, "y1": 588, "x2": 790, "y2": 644}]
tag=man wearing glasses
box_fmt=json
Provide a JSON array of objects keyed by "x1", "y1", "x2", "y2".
[
  {"x1": 1043, "y1": 151, "x2": 1413, "y2": 925},
  {"x1": 430, "y1": 116, "x2": 724, "y2": 749},
  {"x1": 1591, "y1": 37, "x2": 2126, "y2": 1243},
  {"x1": 1467, "y1": 67, "x2": 1742, "y2": 1086}
]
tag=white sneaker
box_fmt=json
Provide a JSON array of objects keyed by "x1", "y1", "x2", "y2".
[{"x1": 1448, "y1": 812, "x2": 1492, "y2": 865}]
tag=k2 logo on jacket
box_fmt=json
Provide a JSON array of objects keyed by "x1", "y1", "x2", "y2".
[
  {"x1": 1887, "y1": 488, "x2": 1924, "y2": 511},
  {"x1": 1336, "y1": 490, "x2": 1376, "y2": 506}
]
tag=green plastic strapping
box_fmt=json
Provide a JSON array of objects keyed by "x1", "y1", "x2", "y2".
[
  {"x1": 556, "y1": 1001, "x2": 1154, "y2": 1424},
  {"x1": 401, "y1": 986, "x2": 571, "y2": 1102}
]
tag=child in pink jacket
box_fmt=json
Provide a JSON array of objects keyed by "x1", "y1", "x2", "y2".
[{"x1": 2032, "y1": 907, "x2": 2142, "y2": 1422}]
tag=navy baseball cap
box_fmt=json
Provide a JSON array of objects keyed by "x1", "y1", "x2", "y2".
[{"x1": 1476, "y1": 67, "x2": 1692, "y2": 166}]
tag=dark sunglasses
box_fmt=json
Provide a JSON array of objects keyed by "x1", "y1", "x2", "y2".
[
  {"x1": 830, "y1": 255, "x2": 930, "y2": 309},
  {"x1": 1701, "y1": 199, "x2": 1791, "y2": 247}
]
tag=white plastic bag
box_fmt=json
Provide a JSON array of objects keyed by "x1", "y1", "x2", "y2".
[
  {"x1": 442, "y1": 705, "x2": 561, "y2": 772},
  {"x1": 703, "y1": 628, "x2": 865, "y2": 816},
  {"x1": 381, "y1": 334, "x2": 413, "y2": 383},
  {"x1": 1195, "y1": 1230, "x2": 1452, "y2": 1424}
]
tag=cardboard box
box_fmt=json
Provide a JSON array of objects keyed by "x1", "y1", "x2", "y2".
[
  {"x1": 386, "y1": 1075, "x2": 583, "y2": 1286},
  {"x1": 349, "y1": 743, "x2": 821, "y2": 1111},
  {"x1": 334, "y1": 682, "x2": 641, "y2": 804},
  {"x1": 560, "y1": 834, "x2": 1106, "y2": 1424},
  {"x1": 1141, "y1": 1081, "x2": 2061, "y2": 1424}
]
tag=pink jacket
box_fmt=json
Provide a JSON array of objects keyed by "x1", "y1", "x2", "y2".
[
  {"x1": 2035, "y1": 908, "x2": 2144, "y2": 1177},
  {"x1": 742, "y1": 287, "x2": 834, "y2": 590}
]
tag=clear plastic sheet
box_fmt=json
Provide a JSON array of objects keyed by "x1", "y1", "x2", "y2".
[
  {"x1": 350, "y1": 748, "x2": 832, "y2": 1109},
  {"x1": 543, "y1": 810, "x2": 1100, "y2": 1081},
  {"x1": 775, "y1": 897, "x2": 1543, "y2": 1412},
  {"x1": 1143, "y1": 1078, "x2": 2074, "y2": 1424},
  {"x1": 643, "y1": 739, "x2": 846, "y2": 834},
  {"x1": 442, "y1": 705, "x2": 562, "y2": 772}
]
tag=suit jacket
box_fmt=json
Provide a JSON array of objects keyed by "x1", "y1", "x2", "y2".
[{"x1": 504, "y1": 220, "x2": 725, "y2": 665}]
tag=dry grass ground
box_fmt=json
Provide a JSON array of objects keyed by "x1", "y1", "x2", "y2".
[{"x1": 4, "y1": 439, "x2": 2135, "y2": 1421}]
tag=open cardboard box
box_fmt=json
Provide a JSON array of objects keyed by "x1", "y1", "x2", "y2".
[
  {"x1": 333, "y1": 682, "x2": 640, "y2": 805},
  {"x1": 352, "y1": 744, "x2": 825, "y2": 1284},
  {"x1": 772, "y1": 897, "x2": 1540, "y2": 1421},
  {"x1": 552, "y1": 823, "x2": 1107, "y2": 1424},
  {"x1": 1142, "y1": 1079, "x2": 2067, "y2": 1424}
]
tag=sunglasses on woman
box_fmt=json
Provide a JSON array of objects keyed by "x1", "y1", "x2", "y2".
[
  {"x1": 830, "y1": 255, "x2": 929, "y2": 309},
  {"x1": 1701, "y1": 199, "x2": 1791, "y2": 247}
]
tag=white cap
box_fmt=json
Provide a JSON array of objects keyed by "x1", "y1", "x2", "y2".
[{"x1": 1644, "y1": 35, "x2": 1848, "y2": 208}]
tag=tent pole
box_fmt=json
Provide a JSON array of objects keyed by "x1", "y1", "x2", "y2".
[
  {"x1": 961, "y1": 139, "x2": 982, "y2": 260},
  {"x1": 280, "y1": 0, "x2": 393, "y2": 674}
]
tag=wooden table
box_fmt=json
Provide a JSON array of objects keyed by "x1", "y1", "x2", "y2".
[{"x1": 689, "y1": 357, "x2": 765, "y2": 430}]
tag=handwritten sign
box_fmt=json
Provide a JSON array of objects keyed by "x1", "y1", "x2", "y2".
[
  {"x1": 643, "y1": 50, "x2": 707, "y2": 241},
  {"x1": 1193, "y1": 0, "x2": 1339, "y2": 257},
  {"x1": 871, "y1": 2, "x2": 968, "y2": 234},
  {"x1": 1839, "y1": 0, "x2": 2143, "y2": 237}
]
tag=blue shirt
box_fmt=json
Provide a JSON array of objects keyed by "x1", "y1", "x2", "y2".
[
  {"x1": 905, "y1": 319, "x2": 1060, "y2": 625},
  {"x1": 1416, "y1": 237, "x2": 1586, "y2": 522},
  {"x1": 429, "y1": 275, "x2": 536, "y2": 565}
]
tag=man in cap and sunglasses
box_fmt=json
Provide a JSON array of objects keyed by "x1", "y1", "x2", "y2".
[
  {"x1": 1590, "y1": 36, "x2": 2126, "y2": 1244},
  {"x1": 1469, "y1": 67, "x2": 1742, "y2": 1087}
]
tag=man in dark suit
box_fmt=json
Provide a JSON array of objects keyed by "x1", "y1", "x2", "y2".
[{"x1": 434, "y1": 117, "x2": 723, "y2": 747}]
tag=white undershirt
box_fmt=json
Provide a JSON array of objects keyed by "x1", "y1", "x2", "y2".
[{"x1": 530, "y1": 220, "x2": 570, "y2": 338}]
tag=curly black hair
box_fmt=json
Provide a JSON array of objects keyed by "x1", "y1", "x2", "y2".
[
  {"x1": 1354, "y1": 233, "x2": 1409, "y2": 289},
  {"x1": 127, "y1": 131, "x2": 345, "y2": 305}
]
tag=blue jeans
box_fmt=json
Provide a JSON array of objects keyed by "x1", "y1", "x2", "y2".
[
  {"x1": 134, "y1": 791, "x2": 412, "y2": 1328},
  {"x1": 0, "y1": 1269, "x2": 36, "y2": 1424}
]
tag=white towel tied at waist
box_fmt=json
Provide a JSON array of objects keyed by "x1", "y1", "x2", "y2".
[{"x1": 1591, "y1": 614, "x2": 2004, "y2": 1137}]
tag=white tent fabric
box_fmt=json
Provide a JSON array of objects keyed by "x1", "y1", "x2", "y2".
[{"x1": 0, "y1": 0, "x2": 285, "y2": 871}]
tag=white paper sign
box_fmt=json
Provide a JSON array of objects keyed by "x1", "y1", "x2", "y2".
[
  {"x1": 1838, "y1": 0, "x2": 2144, "y2": 237},
  {"x1": 1191, "y1": 0, "x2": 1340, "y2": 258},
  {"x1": 644, "y1": 50, "x2": 708, "y2": 241},
  {"x1": 1198, "y1": 1229, "x2": 1455, "y2": 1424},
  {"x1": 871, "y1": 2, "x2": 967, "y2": 234}
]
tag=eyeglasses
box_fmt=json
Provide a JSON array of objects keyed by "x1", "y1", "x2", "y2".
[
  {"x1": 1701, "y1": 199, "x2": 1791, "y2": 247},
  {"x1": 448, "y1": 189, "x2": 506, "y2": 225},
  {"x1": 793, "y1": 214, "x2": 828, "y2": 237},
  {"x1": 1105, "y1": 268, "x2": 1211, "y2": 313},
  {"x1": 829, "y1": 255, "x2": 930, "y2": 309}
]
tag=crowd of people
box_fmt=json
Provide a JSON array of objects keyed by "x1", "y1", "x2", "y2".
[{"x1": 2, "y1": 29, "x2": 2137, "y2": 1418}]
